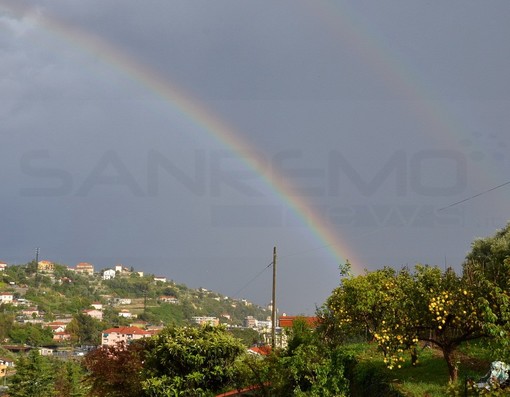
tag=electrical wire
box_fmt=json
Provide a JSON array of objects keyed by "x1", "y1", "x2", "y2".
[
  {"x1": 438, "y1": 180, "x2": 510, "y2": 211},
  {"x1": 231, "y1": 261, "x2": 273, "y2": 298}
]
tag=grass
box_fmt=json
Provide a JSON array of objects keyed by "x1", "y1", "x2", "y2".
[
  {"x1": 345, "y1": 341, "x2": 495, "y2": 397},
  {"x1": 390, "y1": 348, "x2": 450, "y2": 396}
]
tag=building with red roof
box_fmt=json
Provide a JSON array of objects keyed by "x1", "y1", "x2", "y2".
[
  {"x1": 278, "y1": 316, "x2": 318, "y2": 328},
  {"x1": 101, "y1": 326, "x2": 152, "y2": 347},
  {"x1": 75, "y1": 262, "x2": 94, "y2": 275},
  {"x1": 247, "y1": 345, "x2": 272, "y2": 356}
]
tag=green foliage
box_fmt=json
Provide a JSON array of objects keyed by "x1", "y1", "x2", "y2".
[
  {"x1": 338, "y1": 342, "x2": 453, "y2": 397},
  {"x1": 270, "y1": 344, "x2": 351, "y2": 396},
  {"x1": 66, "y1": 313, "x2": 103, "y2": 346},
  {"x1": 8, "y1": 350, "x2": 55, "y2": 397},
  {"x1": 464, "y1": 222, "x2": 510, "y2": 290},
  {"x1": 8, "y1": 351, "x2": 88, "y2": 397},
  {"x1": 53, "y1": 359, "x2": 90, "y2": 397},
  {"x1": 8, "y1": 323, "x2": 54, "y2": 346},
  {"x1": 142, "y1": 325, "x2": 246, "y2": 397},
  {"x1": 25, "y1": 272, "x2": 98, "y2": 315},
  {"x1": 3, "y1": 262, "x2": 270, "y2": 329},
  {"x1": 264, "y1": 319, "x2": 351, "y2": 396},
  {"x1": 102, "y1": 277, "x2": 152, "y2": 298},
  {"x1": 463, "y1": 223, "x2": 510, "y2": 359},
  {"x1": 146, "y1": 303, "x2": 185, "y2": 325},
  {"x1": 3, "y1": 265, "x2": 27, "y2": 285},
  {"x1": 228, "y1": 327, "x2": 261, "y2": 347},
  {"x1": 324, "y1": 262, "x2": 510, "y2": 382},
  {"x1": 349, "y1": 360, "x2": 402, "y2": 397},
  {"x1": 0, "y1": 312, "x2": 14, "y2": 341}
]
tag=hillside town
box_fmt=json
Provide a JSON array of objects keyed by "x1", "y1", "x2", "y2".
[{"x1": 0, "y1": 259, "x2": 306, "y2": 366}]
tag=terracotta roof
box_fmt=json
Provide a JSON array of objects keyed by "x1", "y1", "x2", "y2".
[
  {"x1": 76, "y1": 262, "x2": 93, "y2": 268},
  {"x1": 278, "y1": 316, "x2": 318, "y2": 328},
  {"x1": 103, "y1": 326, "x2": 151, "y2": 335},
  {"x1": 248, "y1": 345, "x2": 272, "y2": 356}
]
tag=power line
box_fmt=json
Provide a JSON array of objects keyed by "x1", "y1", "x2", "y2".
[
  {"x1": 233, "y1": 240, "x2": 344, "y2": 297},
  {"x1": 438, "y1": 180, "x2": 510, "y2": 211},
  {"x1": 232, "y1": 261, "x2": 273, "y2": 298},
  {"x1": 234, "y1": 180, "x2": 510, "y2": 297}
]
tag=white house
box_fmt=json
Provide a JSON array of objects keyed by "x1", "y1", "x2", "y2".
[
  {"x1": 0, "y1": 293, "x2": 14, "y2": 304},
  {"x1": 102, "y1": 269, "x2": 116, "y2": 280},
  {"x1": 47, "y1": 321, "x2": 68, "y2": 333},
  {"x1": 83, "y1": 309, "x2": 103, "y2": 321},
  {"x1": 191, "y1": 316, "x2": 219, "y2": 326},
  {"x1": 158, "y1": 295, "x2": 178, "y2": 304},
  {"x1": 113, "y1": 298, "x2": 132, "y2": 305},
  {"x1": 118, "y1": 309, "x2": 134, "y2": 319}
]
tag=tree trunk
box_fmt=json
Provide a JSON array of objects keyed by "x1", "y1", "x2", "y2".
[
  {"x1": 442, "y1": 347, "x2": 458, "y2": 382},
  {"x1": 410, "y1": 347, "x2": 418, "y2": 366}
]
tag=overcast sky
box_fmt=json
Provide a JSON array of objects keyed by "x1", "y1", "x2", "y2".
[{"x1": 2, "y1": 1, "x2": 510, "y2": 314}]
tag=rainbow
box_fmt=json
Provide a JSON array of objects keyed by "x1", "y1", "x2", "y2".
[{"x1": 0, "y1": 1, "x2": 362, "y2": 270}]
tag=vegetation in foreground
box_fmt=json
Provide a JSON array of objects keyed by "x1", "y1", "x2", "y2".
[{"x1": 4, "y1": 222, "x2": 510, "y2": 396}]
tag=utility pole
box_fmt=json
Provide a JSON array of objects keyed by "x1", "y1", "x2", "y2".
[{"x1": 271, "y1": 246, "x2": 277, "y2": 350}]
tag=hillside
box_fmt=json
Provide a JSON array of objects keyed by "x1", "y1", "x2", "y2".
[{"x1": 0, "y1": 261, "x2": 271, "y2": 332}]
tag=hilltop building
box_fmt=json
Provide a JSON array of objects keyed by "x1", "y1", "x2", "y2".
[
  {"x1": 75, "y1": 262, "x2": 94, "y2": 275},
  {"x1": 38, "y1": 260, "x2": 54, "y2": 272}
]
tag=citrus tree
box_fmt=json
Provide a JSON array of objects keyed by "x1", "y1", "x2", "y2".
[{"x1": 325, "y1": 262, "x2": 510, "y2": 382}]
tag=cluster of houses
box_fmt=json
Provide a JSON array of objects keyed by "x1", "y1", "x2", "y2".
[
  {"x1": 0, "y1": 291, "x2": 180, "y2": 343},
  {"x1": 0, "y1": 260, "x2": 180, "y2": 344},
  {"x1": 99, "y1": 316, "x2": 315, "y2": 350},
  {"x1": 33, "y1": 260, "x2": 171, "y2": 282},
  {"x1": 1, "y1": 260, "x2": 316, "y2": 354}
]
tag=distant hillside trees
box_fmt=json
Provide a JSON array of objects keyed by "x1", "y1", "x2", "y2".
[
  {"x1": 67, "y1": 313, "x2": 103, "y2": 346},
  {"x1": 8, "y1": 323, "x2": 54, "y2": 346}
]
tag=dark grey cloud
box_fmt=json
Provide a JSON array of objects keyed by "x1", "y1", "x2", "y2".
[{"x1": 1, "y1": 1, "x2": 510, "y2": 313}]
